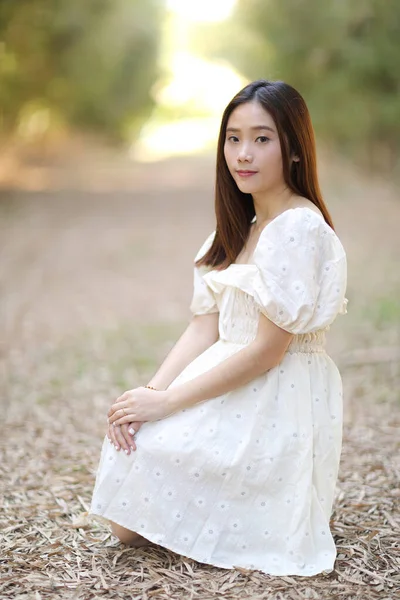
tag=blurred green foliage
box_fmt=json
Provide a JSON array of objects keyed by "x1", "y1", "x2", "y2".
[
  {"x1": 193, "y1": 0, "x2": 400, "y2": 171},
  {"x1": 0, "y1": 0, "x2": 165, "y2": 141},
  {"x1": 362, "y1": 293, "x2": 400, "y2": 330}
]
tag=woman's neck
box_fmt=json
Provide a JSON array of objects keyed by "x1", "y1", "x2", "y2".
[{"x1": 252, "y1": 185, "x2": 295, "y2": 227}]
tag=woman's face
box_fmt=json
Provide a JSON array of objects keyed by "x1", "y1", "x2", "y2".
[{"x1": 223, "y1": 101, "x2": 286, "y2": 196}]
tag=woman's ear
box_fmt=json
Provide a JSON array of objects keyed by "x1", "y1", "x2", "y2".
[{"x1": 292, "y1": 155, "x2": 300, "y2": 163}]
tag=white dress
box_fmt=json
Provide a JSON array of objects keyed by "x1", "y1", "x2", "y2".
[{"x1": 90, "y1": 207, "x2": 348, "y2": 577}]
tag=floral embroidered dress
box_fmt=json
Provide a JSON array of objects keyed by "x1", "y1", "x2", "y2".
[{"x1": 90, "y1": 206, "x2": 348, "y2": 577}]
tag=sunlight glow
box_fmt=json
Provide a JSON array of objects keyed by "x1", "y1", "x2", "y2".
[
  {"x1": 132, "y1": 0, "x2": 245, "y2": 161},
  {"x1": 132, "y1": 54, "x2": 244, "y2": 162},
  {"x1": 158, "y1": 52, "x2": 243, "y2": 113},
  {"x1": 167, "y1": 0, "x2": 237, "y2": 22},
  {"x1": 131, "y1": 117, "x2": 222, "y2": 162}
]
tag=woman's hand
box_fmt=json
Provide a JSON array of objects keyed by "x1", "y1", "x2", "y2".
[
  {"x1": 107, "y1": 421, "x2": 144, "y2": 454},
  {"x1": 108, "y1": 386, "x2": 174, "y2": 426}
]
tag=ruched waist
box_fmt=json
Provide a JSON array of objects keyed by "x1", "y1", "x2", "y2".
[
  {"x1": 219, "y1": 329, "x2": 328, "y2": 354},
  {"x1": 286, "y1": 330, "x2": 327, "y2": 354},
  {"x1": 285, "y1": 343, "x2": 326, "y2": 354}
]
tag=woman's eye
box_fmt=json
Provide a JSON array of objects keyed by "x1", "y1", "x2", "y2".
[
  {"x1": 256, "y1": 136, "x2": 270, "y2": 143},
  {"x1": 227, "y1": 136, "x2": 239, "y2": 142}
]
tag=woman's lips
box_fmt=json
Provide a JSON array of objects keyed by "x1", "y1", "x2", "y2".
[{"x1": 236, "y1": 170, "x2": 258, "y2": 178}]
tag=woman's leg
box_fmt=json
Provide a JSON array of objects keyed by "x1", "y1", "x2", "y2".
[{"x1": 110, "y1": 521, "x2": 150, "y2": 547}]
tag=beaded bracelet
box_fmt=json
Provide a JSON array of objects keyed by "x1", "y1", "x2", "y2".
[{"x1": 145, "y1": 385, "x2": 158, "y2": 391}]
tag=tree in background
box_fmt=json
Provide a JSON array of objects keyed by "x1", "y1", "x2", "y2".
[
  {"x1": 193, "y1": 0, "x2": 400, "y2": 171},
  {"x1": 0, "y1": 0, "x2": 165, "y2": 141}
]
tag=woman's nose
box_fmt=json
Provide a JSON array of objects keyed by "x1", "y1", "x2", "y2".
[{"x1": 237, "y1": 145, "x2": 252, "y2": 162}]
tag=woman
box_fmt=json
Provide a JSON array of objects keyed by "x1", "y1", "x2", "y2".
[{"x1": 90, "y1": 79, "x2": 348, "y2": 577}]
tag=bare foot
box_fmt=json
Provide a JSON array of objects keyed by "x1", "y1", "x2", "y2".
[
  {"x1": 128, "y1": 533, "x2": 151, "y2": 547},
  {"x1": 110, "y1": 521, "x2": 150, "y2": 547}
]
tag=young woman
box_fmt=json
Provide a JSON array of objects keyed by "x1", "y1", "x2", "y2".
[{"x1": 90, "y1": 79, "x2": 348, "y2": 577}]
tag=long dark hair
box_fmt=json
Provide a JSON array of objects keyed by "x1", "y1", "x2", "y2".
[{"x1": 197, "y1": 79, "x2": 334, "y2": 270}]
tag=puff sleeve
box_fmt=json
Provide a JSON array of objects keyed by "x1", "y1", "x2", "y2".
[
  {"x1": 252, "y1": 209, "x2": 348, "y2": 334},
  {"x1": 189, "y1": 231, "x2": 219, "y2": 316}
]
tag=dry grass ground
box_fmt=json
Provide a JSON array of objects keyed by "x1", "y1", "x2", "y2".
[{"x1": 1, "y1": 151, "x2": 399, "y2": 599}]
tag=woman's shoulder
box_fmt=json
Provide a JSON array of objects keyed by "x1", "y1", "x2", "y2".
[
  {"x1": 256, "y1": 202, "x2": 346, "y2": 262},
  {"x1": 279, "y1": 197, "x2": 325, "y2": 228},
  {"x1": 289, "y1": 196, "x2": 324, "y2": 218},
  {"x1": 258, "y1": 203, "x2": 325, "y2": 241}
]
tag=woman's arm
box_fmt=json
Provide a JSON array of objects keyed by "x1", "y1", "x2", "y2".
[
  {"x1": 146, "y1": 312, "x2": 219, "y2": 391},
  {"x1": 167, "y1": 313, "x2": 293, "y2": 412},
  {"x1": 108, "y1": 313, "x2": 293, "y2": 426},
  {"x1": 107, "y1": 312, "x2": 219, "y2": 453}
]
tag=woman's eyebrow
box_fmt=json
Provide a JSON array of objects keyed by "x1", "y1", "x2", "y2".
[{"x1": 226, "y1": 125, "x2": 275, "y2": 133}]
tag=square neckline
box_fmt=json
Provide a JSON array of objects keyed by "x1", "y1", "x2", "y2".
[{"x1": 232, "y1": 206, "x2": 326, "y2": 267}]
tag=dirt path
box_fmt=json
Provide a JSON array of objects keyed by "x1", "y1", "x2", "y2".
[{"x1": 1, "y1": 152, "x2": 399, "y2": 599}]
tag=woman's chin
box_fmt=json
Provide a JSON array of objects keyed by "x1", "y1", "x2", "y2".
[{"x1": 235, "y1": 181, "x2": 259, "y2": 194}]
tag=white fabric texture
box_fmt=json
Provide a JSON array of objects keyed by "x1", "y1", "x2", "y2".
[{"x1": 90, "y1": 206, "x2": 348, "y2": 577}]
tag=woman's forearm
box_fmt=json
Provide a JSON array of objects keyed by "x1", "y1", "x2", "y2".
[
  {"x1": 146, "y1": 313, "x2": 219, "y2": 391},
  {"x1": 167, "y1": 339, "x2": 285, "y2": 411}
]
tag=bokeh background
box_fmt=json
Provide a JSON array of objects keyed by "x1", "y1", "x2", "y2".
[{"x1": 1, "y1": 2, "x2": 399, "y2": 598}]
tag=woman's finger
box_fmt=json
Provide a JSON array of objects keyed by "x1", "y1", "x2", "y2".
[
  {"x1": 113, "y1": 424, "x2": 130, "y2": 453},
  {"x1": 108, "y1": 406, "x2": 134, "y2": 424},
  {"x1": 130, "y1": 421, "x2": 144, "y2": 443},
  {"x1": 129, "y1": 421, "x2": 143, "y2": 436},
  {"x1": 111, "y1": 414, "x2": 138, "y2": 427},
  {"x1": 108, "y1": 423, "x2": 120, "y2": 450},
  {"x1": 106, "y1": 426, "x2": 112, "y2": 444},
  {"x1": 108, "y1": 402, "x2": 129, "y2": 419},
  {"x1": 120, "y1": 423, "x2": 136, "y2": 452},
  {"x1": 112, "y1": 391, "x2": 129, "y2": 406}
]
